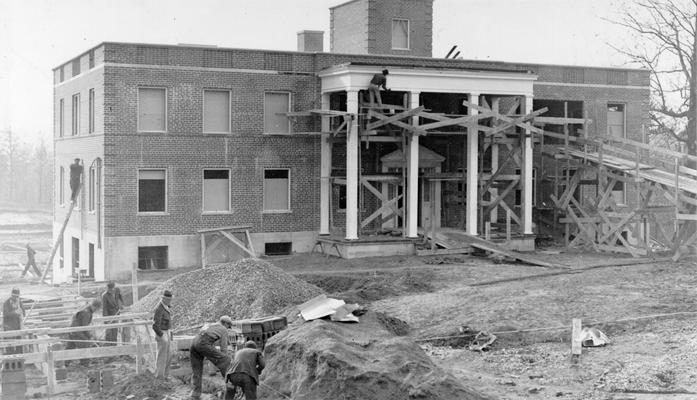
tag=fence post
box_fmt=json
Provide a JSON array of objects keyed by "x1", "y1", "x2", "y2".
[
  {"x1": 46, "y1": 346, "x2": 56, "y2": 395},
  {"x1": 136, "y1": 335, "x2": 143, "y2": 374},
  {"x1": 131, "y1": 262, "x2": 138, "y2": 306}
]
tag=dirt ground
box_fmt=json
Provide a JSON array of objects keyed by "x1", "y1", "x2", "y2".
[{"x1": 3, "y1": 206, "x2": 697, "y2": 399}]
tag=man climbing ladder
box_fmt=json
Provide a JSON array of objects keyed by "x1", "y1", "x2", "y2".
[{"x1": 70, "y1": 158, "x2": 83, "y2": 203}]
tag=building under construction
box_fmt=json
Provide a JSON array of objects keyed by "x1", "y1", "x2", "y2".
[{"x1": 50, "y1": 0, "x2": 695, "y2": 282}]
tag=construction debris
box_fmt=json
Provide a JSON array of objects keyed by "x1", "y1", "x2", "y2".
[
  {"x1": 297, "y1": 294, "x2": 363, "y2": 322},
  {"x1": 580, "y1": 327, "x2": 610, "y2": 347},
  {"x1": 130, "y1": 258, "x2": 323, "y2": 328}
]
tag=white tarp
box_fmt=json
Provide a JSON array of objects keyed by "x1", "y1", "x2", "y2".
[{"x1": 298, "y1": 294, "x2": 360, "y2": 322}]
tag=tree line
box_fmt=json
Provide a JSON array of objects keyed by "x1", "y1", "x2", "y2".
[{"x1": 0, "y1": 129, "x2": 53, "y2": 209}]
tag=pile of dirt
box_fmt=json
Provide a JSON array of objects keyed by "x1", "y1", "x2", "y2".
[
  {"x1": 260, "y1": 311, "x2": 495, "y2": 400},
  {"x1": 130, "y1": 258, "x2": 323, "y2": 328}
]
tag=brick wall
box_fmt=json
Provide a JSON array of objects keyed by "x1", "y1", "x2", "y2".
[
  {"x1": 368, "y1": 0, "x2": 433, "y2": 57},
  {"x1": 330, "y1": 0, "x2": 369, "y2": 54}
]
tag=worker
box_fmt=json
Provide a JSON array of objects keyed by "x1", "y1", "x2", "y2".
[
  {"x1": 225, "y1": 340, "x2": 265, "y2": 400},
  {"x1": 101, "y1": 281, "x2": 124, "y2": 345},
  {"x1": 152, "y1": 290, "x2": 173, "y2": 380},
  {"x1": 65, "y1": 298, "x2": 102, "y2": 366},
  {"x1": 21, "y1": 243, "x2": 41, "y2": 277},
  {"x1": 2, "y1": 288, "x2": 25, "y2": 355},
  {"x1": 69, "y1": 158, "x2": 83, "y2": 203},
  {"x1": 189, "y1": 315, "x2": 234, "y2": 399},
  {"x1": 368, "y1": 69, "x2": 389, "y2": 107}
]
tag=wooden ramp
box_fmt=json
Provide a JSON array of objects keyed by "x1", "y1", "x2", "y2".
[{"x1": 425, "y1": 229, "x2": 567, "y2": 269}]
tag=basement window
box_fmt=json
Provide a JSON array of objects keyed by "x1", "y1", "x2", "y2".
[
  {"x1": 263, "y1": 169, "x2": 290, "y2": 212},
  {"x1": 138, "y1": 169, "x2": 167, "y2": 213},
  {"x1": 138, "y1": 246, "x2": 168, "y2": 270},
  {"x1": 203, "y1": 169, "x2": 230, "y2": 213},
  {"x1": 392, "y1": 19, "x2": 410, "y2": 50},
  {"x1": 265, "y1": 242, "x2": 292, "y2": 256}
]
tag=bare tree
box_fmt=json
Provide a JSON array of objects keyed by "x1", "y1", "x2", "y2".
[{"x1": 613, "y1": 0, "x2": 697, "y2": 158}]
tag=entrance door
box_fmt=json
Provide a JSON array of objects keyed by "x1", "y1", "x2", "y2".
[{"x1": 71, "y1": 237, "x2": 80, "y2": 277}]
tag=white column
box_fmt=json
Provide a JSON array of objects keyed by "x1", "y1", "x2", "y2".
[
  {"x1": 466, "y1": 93, "x2": 480, "y2": 235},
  {"x1": 320, "y1": 93, "x2": 332, "y2": 235},
  {"x1": 345, "y1": 90, "x2": 359, "y2": 240},
  {"x1": 406, "y1": 91, "x2": 420, "y2": 238},
  {"x1": 522, "y1": 94, "x2": 534, "y2": 234}
]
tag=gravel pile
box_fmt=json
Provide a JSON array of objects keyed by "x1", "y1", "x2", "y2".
[{"x1": 130, "y1": 258, "x2": 323, "y2": 329}]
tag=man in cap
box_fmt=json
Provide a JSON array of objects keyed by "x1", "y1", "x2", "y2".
[
  {"x1": 2, "y1": 288, "x2": 25, "y2": 354},
  {"x1": 189, "y1": 315, "x2": 234, "y2": 399},
  {"x1": 102, "y1": 281, "x2": 124, "y2": 345},
  {"x1": 225, "y1": 340, "x2": 266, "y2": 400},
  {"x1": 152, "y1": 290, "x2": 173, "y2": 380},
  {"x1": 65, "y1": 298, "x2": 102, "y2": 365},
  {"x1": 69, "y1": 158, "x2": 83, "y2": 203},
  {"x1": 367, "y1": 69, "x2": 389, "y2": 107}
]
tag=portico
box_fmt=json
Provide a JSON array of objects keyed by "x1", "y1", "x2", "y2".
[{"x1": 317, "y1": 63, "x2": 537, "y2": 250}]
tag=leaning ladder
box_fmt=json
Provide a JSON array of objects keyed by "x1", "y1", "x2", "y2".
[{"x1": 39, "y1": 199, "x2": 77, "y2": 283}]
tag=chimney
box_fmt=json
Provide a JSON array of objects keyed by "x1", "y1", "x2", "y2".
[{"x1": 297, "y1": 30, "x2": 324, "y2": 52}]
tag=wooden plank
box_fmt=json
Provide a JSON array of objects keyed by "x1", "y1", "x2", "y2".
[
  {"x1": 416, "y1": 248, "x2": 472, "y2": 256},
  {"x1": 571, "y1": 318, "x2": 582, "y2": 357},
  {"x1": 53, "y1": 344, "x2": 141, "y2": 362},
  {"x1": 533, "y1": 116, "x2": 591, "y2": 125},
  {"x1": 219, "y1": 231, "x2": 256, "y2": 258},
  {"x1": 677, "y1": 213, "x2": 697, "y2": 221},
  {"x1": 454, "y1": 232, "x2": 566, "y2": 269},
  {"x1": 245, "y1": 230, "x2": 256, "y2": 256},
  {"x1": 367, "y1": 110, "x2": 427, "y2": 135},
  {"x1": 417, "y1": 111, "x2": 493, "y2": 131},
  {"x1": 365, "y1": 106, "x2": 425, "y2": 130},
  {"x1": 46, "y1": 347, "x2": 56, "y2": 395},
  {"x1": 197, "y1": 225, "x2": 252, "y2": 234},
  {"x1": 200, "y1": 233, "x2": 207, "y2": 268}
]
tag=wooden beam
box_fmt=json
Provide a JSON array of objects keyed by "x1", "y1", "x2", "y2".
[
  {"x1": 219, "y1": 231, "x2": 256, "y2": 258},
  {"x1": 197, "y1": 225, "x2": 253, "y2": 234},
  {"x1": 368, "y1": 111, "x2": 426, "y2": 135},
  {"x1": 365, "y1": 106, "x2": 425, "y2": 131},
  {"x1": 418, "y1": 111, "x2": 493, "y2": 131}
]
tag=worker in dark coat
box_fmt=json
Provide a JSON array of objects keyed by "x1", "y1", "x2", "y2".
[
  {"x1": 152, "y1": 290, "x2": 173, "y2": 380},
  {"x1": 21, "y1": 243, "x2": 41, "y2": 277},
  {"x1": 368, "y1": 69, "x2": 389, "y2": 107},
  {"x1": 225, "y1": 340, "x2": 265, "y2": 400},
  {"x1": 69, "y1": 158, "x2": 83, "y2": 203},
  {"x1": 189, "y1": 315, "x2": 234, "y2": 399},
  {"x1": 65, "y1": 299, "x2": 101, "y2": 365},
  {"x1": 101, "y1": 281, "x2": 124, "y2": 345},
  {"x1": 2, "y1": 288, "x2": 25, "y2": 354}
]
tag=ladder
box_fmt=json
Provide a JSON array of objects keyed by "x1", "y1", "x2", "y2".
[{"x1": 39, "y1": 200, "x2": 77, "y2": 283}]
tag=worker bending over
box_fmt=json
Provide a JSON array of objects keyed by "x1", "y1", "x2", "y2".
[
  {"x1": 65, "y1": 298, "x2": 102, "y2": 366},
  {"x1": 225, "y1": 340, "x2": 265, "y2": 400},
  {"x1": 189, "y1": 315, "x2": 234, "y2": 399},
  {"x1": 2, "y1": 288, "x2": 25, "y2": 355}
]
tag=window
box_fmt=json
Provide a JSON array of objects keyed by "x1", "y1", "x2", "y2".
[
  {"x1": 264, "y1": 92, "x2": 290, "y2": 134},
  {"x1": 59, "y1": 167, "x2": 65, "y2": 205},
  {"x1": 138, "y1": 88, "x2": 166, "y2": 132},
  {"x1": 72, "y1": 59, "x2": 80, "y2": 77},
  {"x1": 88, "y1": 88, "x2": 95, "y2": 133},
  {"x1": 204, "y1": 90, "x2": 231, "y2": 133},
  {"x1": 59, "y1": 67, "x2": 64, "y2": 83},
  {"x1": 71, "y1": 93, "x2": 80, "y2": 136},
  {"x1": 89, "y1": 50, "x2": 95, "y2": 69},
  {"x1": 59, "y1": 99, "x2": 64, "y2": 137},
  {"x1": 203, "y1": 169, "x2": 230, "y2": 212},
  {"x1": 392, "y1": 19, "x2": 410, "y2": 49},
  {"x1": 608, "y1": 103, "x2": 625, "y2": 138},
  {"x1": 138, "y1": 169, "x2": 166, "y2": 213},
  {"x1": 611, "y1": 179, "x2": 626, "y2": 206},
  {"x1": 88, "y1": 166, "x2": 96, "y2": 212},
  {"x1": 59, "y1": 240, "x2": 64, "y2": 269},
  {"x1": 265, "y1": 242, "x2": 292, "y2": 256},
  {"x1": 263, "y1": 169, "x2": 290, "y2": 212},
  {"x1": 515, "y1": 168, "x2": 537, "y2": 206},
  {"x1": 138, "y1": 246, "x2": 168, "y2": 270}
]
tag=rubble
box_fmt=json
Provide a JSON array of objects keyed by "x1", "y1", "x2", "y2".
[{"x1": 130, "y1": 258, "x2": 323, "y2": 328}]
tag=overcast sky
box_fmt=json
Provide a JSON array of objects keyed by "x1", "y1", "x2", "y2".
[{"x1": 0, "y1": 0, "x2": 634, "y2": 146}]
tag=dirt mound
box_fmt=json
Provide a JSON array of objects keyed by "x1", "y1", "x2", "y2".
[
  {"x1": 93, "y1": 370, "x2": 172, "y2": 399},
  {"x1": 260, "y1": 311, "x2": 495, "y2": 400},
  {"x1": 130, "y1": 258, "x2": 323, "y2": 329}
]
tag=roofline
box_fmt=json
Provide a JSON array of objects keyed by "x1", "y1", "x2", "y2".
[
  {"x1": 329, "y1": 0, "x2": 363, "y2": 10},
  {"x1": 53, "y1": 41, "x2": 650, "y2": 74}
]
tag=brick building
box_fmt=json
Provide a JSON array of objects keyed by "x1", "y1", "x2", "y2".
[{"x1": 52, "y1": 0, "x2": 649, "y2": 281}]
